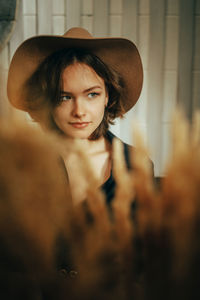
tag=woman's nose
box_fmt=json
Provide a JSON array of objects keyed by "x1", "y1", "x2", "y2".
[{"x1": 71, "y1": 98, "x2": 86, "y2": 117}]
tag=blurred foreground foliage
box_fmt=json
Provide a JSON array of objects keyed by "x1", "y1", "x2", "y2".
[{"x1": 0, "y1": 110, "x2": 200, "y2": 300}]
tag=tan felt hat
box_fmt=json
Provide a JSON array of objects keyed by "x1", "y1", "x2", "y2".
[{"x1": 7, "y1": 27, "x2": 143, "y2": 113}]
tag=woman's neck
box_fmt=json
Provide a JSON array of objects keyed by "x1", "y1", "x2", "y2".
[
  {"x1": 73, "y1": 135, "x2": 110, "y2": 155},
  {"x1": 61, "y1": 134, "x2": 112, "y2": 205}
]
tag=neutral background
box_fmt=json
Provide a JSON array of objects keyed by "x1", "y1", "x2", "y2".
[{"x1": 0, "y1": 0, "x2": 199, "y2": 176}]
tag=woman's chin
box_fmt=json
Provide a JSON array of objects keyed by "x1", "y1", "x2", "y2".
[
  {"x1": 65, "y1": 131, "x2": 92, "y2": 140},
  {"x1": 61, "y1": 125, "x2": 98, "y2": 140}
]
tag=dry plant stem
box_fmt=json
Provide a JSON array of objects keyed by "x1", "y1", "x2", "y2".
[
  {"x1": 165, "y1": 111, "x2": 198, "y2": 222},
  {"x1": 132, "y1": 125, "x2": 161, "y2": 234},
  {"x1": 191, "y1": 111, "x2": 200, "y2": 147},
  {"x1": 171, "y1": 109, "x2": 190, "y2": 159},
  {"x1": 112, "y1": 138, "x2": 138, "y2": 300},
  {"x1": 112, "y1": 138, "x2": 134, "y2": 248},
  {"x1": 163, "y1": 110, "x2": 200, "y2": 277}
]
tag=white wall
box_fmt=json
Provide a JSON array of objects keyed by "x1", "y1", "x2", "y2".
[{"x1": 0, "y1": 0, "x2": 200, "y2": 176}]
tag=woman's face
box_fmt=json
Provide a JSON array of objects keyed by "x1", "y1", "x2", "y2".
[{"x1": 52, "y1": 62, "x2": 108, "y2": 139}]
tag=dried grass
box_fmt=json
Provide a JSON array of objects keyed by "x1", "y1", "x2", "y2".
[{"x1": 0, "y1": 109, "x2": 200, "y2": 299}]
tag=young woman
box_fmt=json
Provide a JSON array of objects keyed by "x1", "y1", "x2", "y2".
[
  {"x1": 7, "y1": 27, "x2": 144, "y2": 207},
  {"x1": 7, "y1": 28, "x2": 151, "y2": 282}
]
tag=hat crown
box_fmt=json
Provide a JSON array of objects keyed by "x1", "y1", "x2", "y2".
[{"x1": 63, "y1": 27, "x2": 93, "y2": 39}]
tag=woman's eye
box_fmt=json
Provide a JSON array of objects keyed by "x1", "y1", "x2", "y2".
[
  {"x1": 88, "y1": 92, "x2": 99, "y2": 99},
  {"x1": 60, "y1": 95, "x2": 71, "y2": 101}
]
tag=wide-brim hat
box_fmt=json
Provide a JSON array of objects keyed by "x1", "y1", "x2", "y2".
[{"x1": 7, "y1": 27, "x2": 143, "y2": 113}]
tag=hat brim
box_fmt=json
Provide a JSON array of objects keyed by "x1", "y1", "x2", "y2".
[{"x1": 7, "y1": 34, "x2": 143, "y2": 113}]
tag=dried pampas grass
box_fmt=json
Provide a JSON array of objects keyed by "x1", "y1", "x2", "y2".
[
  {"x1": 0, "y1": 109, "x2": 200, "y2": 299},
  {"x1": 0, "y1": 118, "x2": 72, "y2": 298}
]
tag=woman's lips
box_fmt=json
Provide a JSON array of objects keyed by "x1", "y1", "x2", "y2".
[{"x1": 69, "y1": 122, "x2": 90, "y2": 129}]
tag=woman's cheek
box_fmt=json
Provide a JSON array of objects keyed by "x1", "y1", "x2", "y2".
[
  {"x1": 94, "y1": 100, "x2": 106, "y2": 115},
  {"x1": 54, "y1": 105, "x2": 70, "y2": 120}
]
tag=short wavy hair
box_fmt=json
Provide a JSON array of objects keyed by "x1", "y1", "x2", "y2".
[{"x1": 26, "y1": 48, "x2": 125, "y2": 140}]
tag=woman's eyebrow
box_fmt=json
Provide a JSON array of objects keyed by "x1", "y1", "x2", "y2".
[
  {"x1": 84, "y1": 86, "x2": 102, "y2": 93},
  {"x1": 61, "y1": 86, "x2": 102, "y2": 94},
  {"x1": 60, "y1": 91, "x2": 72, "y2": 95}
]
